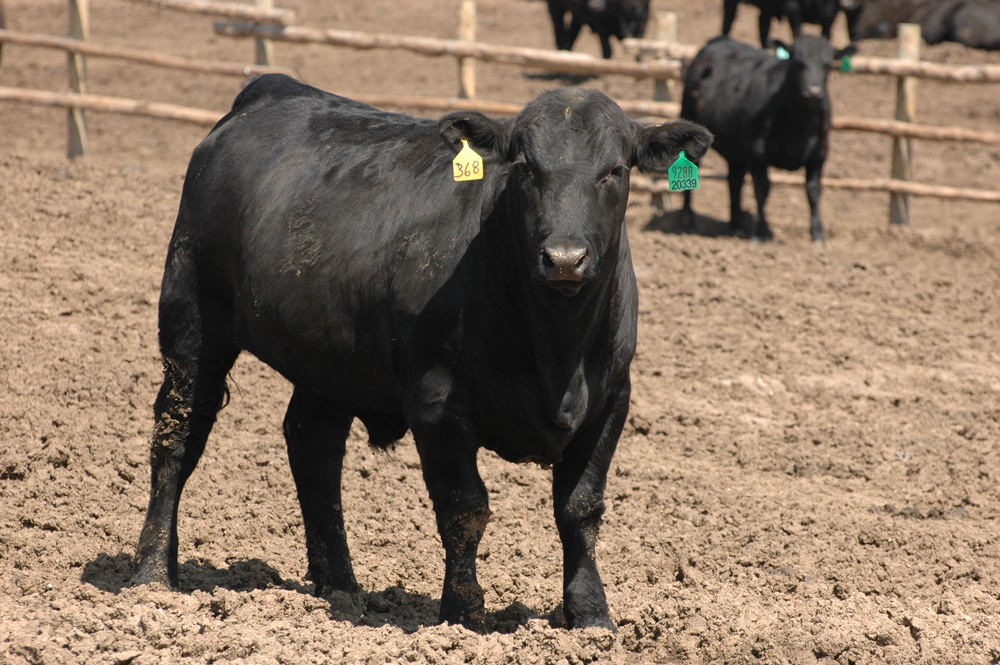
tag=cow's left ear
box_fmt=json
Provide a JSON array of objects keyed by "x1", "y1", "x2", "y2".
[
  {"x1": 633, "y1": 120, "x2": 713, "y2": 174},
  {"x1": 834, "y1": 43, "x2": 858, "y2": 60},
  {"x1": 439, "y1": 111, "x2": 509, "y2": 158}
]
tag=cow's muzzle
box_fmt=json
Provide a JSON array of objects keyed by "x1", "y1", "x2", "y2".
[{"x1": 542, "y1": 244, "x2": 589, "y2": 295}]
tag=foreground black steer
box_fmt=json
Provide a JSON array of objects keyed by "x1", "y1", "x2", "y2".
[
  {"x1": 681, "y1": 35, "x2": 855, "y2": 242},
  {"x1": 131, "y1": 74, "x2": 712, "y2": 631},
  {"x1": 546, "y1": 0, "x2": 650, "y2": 59}
]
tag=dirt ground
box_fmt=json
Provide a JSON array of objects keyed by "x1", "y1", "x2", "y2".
[{"x1": 2, "y1": 0, "x2": 999, "y2": 663}]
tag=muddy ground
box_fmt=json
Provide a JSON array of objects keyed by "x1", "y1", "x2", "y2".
[{"x1": 1, "y1": 0, "x2": 999, "y2": 663}]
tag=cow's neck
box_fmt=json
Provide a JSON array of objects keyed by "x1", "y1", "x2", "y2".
[{"x1": 477, "y1": 198, "x2": 623, "y2": 434}]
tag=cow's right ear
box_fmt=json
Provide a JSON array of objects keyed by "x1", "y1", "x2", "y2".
[
  {"x1": 633, "y1": 120, "x2": 713, "y2": 174},
  {"x1": 439, "y1": 112, "x2": 508, "y2": 158}
]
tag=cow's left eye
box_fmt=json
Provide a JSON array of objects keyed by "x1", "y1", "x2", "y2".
[{"x1": 611, "y1": 165, "x2": 625, "y2": 176}]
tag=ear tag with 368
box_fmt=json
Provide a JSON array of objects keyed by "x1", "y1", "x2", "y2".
[
  {"x1": 668, "y1": 151, "x2": 699, "y2": 191},
  {"x1": 453, "y1": 139, "x2": 484, "y2": 182}
]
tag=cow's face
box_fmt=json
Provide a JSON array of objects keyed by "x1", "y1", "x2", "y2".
[
  {"x1": 439, "y1": 90, "x2": 711, "y2": 311},
  {"x1": 778, "y1": 35, "x2": 857, "y2": 103}
]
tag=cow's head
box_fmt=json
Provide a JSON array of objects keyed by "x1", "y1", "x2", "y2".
[
  {"x1": 439, "y1": 89, "x2": 711, "y2": 312},
  {"x1": 772, "y1": 35, "x2": 857, "y2": 103}
]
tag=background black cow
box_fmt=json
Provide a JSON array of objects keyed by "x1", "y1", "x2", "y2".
[
  {"x1": 546, "y1": 0, "x2": 651, "y2": 59},
  {"x1": 853, "y1": 0, "x2": 1000, "y2": 50},
  {"x1": 129, "y1": 74, "x2": 712, "y2": 631},
  {"x1": 722, "y1": 0, "x2": 864, "y2": 45},
  {"x1": 680, "y1": 35, "x2": 854, "y2": 241}
]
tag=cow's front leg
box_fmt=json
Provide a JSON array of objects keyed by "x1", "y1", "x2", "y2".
[
  {"x1": 805, "y1": 159, "x2": 826, "y2": 242},
  {"x1": 552, "y1": 379, "x2": 630, "y2": 631},
  {"x1": 412, "y1": 406, "x2": 490, "y2": 630}
]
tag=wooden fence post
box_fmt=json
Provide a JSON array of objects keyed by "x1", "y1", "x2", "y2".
[
  {"x1": 652, "y1": 11, "x2": 678, "y2": 211},
  {"x1": 890, "y1": 23, "x2": 920, "y2": 225},
  {"x1": 67, "y1": 0, "x2": 89, "y2": 159},
  {"x1": 457, "y1": 0, "x2": 476, "y2": 99},
  {"x1": 652, "y1": 11, "x2": 678, "y2": 103},
  {"x1": 254, "y1": 0, "x2": 274, "y2": 66}
]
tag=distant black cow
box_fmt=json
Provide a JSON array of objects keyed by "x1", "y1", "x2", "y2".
[
  {"x1": 681, "y1": 35, "x2": 854, "y2": 241},
  {"x1": 854, "y1": 0, "x2": 1000, "y2": 50},
  {"x1": 547, "y1": 0, "x2": 651, "y2": 59},
  {"x1": 722, "y1": 0, "x2": 865, "y2": 45},
  {"x1": 130, "y1": 74, "x2": 712, "y2": 631}
]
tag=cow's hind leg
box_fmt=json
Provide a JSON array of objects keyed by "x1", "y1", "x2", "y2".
[
  {"x1": 553, "y1": 379, "x2": 630, "y2": 631},
  {"x1": 133, "y1": 248, "x2": 239, "y2": 588},
  {"x1": 283, "y1": 388, "x2": 359, "y2": 595}
]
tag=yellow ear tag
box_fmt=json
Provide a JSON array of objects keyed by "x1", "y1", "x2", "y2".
[{"x1": 452, "y1": 139, "x2": 484, "y2": 182}]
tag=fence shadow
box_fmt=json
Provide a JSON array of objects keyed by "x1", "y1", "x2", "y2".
[
  {"x1": 644, "y1": 208, "x2": 741, "y2": 238},
  {"x1": 81, "y1": 553, "x2": 552, "y2": 634}
]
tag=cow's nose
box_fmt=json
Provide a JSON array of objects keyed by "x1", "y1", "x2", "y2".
[
  {"x1": 806, "y1": 85, "x2": 824, "y2": 99},
  {"x1": 542, "y1": 244, "x2": 589, "y2": 282}
]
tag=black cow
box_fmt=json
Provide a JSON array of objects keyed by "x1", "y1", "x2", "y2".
[
  {"x1": 722, "y1": 0, "x2": 865, "y2": 45},
  {"x1": 680, "y1": 35, "x2": 854, "y2": 241},
  {"x1": 130, "y1": 74, "x2": 712, "y2": 631},
  {"x1": 854, "y1": 0, "x2": 1000, "y2": 50},
  {"x1": 547, "y1": 0, "x2": 651, "y2": 59}
]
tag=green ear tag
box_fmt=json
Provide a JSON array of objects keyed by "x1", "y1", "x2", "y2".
[
  {"x1": 775, "y1": 45, "x2": 790, "y2": 60},
  {"x1": 840, "y1": 54, "x2": 853, "y2": 72},
  {"x1": 668, "y1": 151, "x2": 699, "y2": 192}
]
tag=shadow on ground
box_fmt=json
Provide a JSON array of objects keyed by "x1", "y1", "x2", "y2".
[
  {"x1": 82, "y1": 553, "x2": 548, "y2": 634},
  {"x1": 644, "y1": 207, "x2": 742, "y2": 238}
]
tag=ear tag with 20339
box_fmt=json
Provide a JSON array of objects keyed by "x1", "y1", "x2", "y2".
[
  {"x1": 668, "y1": 151, "x2": 699, "y2": 191},
  {"x1": 453, "y1": 139, "x2": 484, "y2": 182}
]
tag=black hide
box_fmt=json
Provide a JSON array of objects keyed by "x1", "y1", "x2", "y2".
[
  {"x1": 722, "y1": 0, "x2": 864, "y2": 44},
  {"x1": 546, "y1": 0, "x2": 651, "y2": 58}
]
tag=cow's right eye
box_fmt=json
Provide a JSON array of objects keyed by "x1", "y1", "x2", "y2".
[{"x1": 517, "y1": 162, "x2": 532, "y2": 177}]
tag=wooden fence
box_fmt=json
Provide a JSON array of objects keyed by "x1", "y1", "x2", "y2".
[{"x1": 0, "y1": 0, "x2": 997, "y2": 223}]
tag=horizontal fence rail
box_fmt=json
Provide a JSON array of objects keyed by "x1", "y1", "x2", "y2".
[
  {"x1": 0, "y1": 29, "x2": 297, "y2": 77},
  {"x1": 622, "y1": 38, "x2": 1000, "y2": 83},
  {"x1": 0, "y1": 85, "x2": 223, "y2": 125},
  {"x1": 830, "y1": 116, "x2": 1000, "y2": 143},
  {"x1": 213, "y1": 22, "x2": 684, "y2": 80},
  {"x1": 631, "y1": 172, "x2": 1000, "y2": 202},
  {"x1": 124, "y1": 0, "x2": 295, "y2": 26},
  {"x1": 4, "y1": 84, "x2": 997, "y2": 204}
]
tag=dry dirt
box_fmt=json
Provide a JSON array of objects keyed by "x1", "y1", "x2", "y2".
[{"x1": 2, "y1": 0, "x2": 999, "y2": 663}]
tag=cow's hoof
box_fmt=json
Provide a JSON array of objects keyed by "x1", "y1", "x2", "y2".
[
  {"x1": 130, "y1": 561, "x2": 174, "y2": 588},
  {"x1": 568, "y1": 615, "x2": 617, "y2": 632}
]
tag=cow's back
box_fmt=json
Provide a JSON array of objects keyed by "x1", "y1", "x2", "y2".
[
  {"x1": 167, "y1": 75, "x2": 488, "y2": 413},
  {"x1": 681, "y1": 37, "x2": 781, "y2": 157}
]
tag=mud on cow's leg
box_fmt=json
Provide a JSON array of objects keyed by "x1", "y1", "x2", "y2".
[
  {"x1": 132, "y1": 246, "x2": 238, "y2": 588},
  {"x1": 552, "y1": 379, "x2": 629, "y2": 631},
  {"x1": 284, "y1": 388, "x2": 359, "y2": 595},
  {"x1": 412, "y1": 420, "x2": 490, "y2": 630}
]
